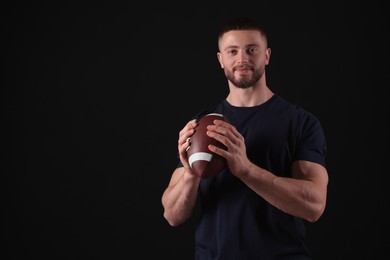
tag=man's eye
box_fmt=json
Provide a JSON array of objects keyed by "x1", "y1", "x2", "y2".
[{"x1": 247, "y1": 48, "x2": 257, "y2": 54}]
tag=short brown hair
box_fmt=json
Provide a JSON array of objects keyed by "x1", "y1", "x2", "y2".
[{"x1": 218, "y1": 17, "x2": 269, "y2": 47}]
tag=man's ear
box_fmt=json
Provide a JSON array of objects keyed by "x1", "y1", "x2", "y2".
[
  {"x1": 217, "y1": 52, "x2": 224, "y2": 68},
  {"x1": 265, "y1": 48, "x2": 271, "y2": 65}
]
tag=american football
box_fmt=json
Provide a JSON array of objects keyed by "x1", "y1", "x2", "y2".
[{"x1": 186, "y1": 113, "x2": 227, "y2": 179}]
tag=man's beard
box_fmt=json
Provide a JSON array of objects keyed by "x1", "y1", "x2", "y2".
[{"x1": 225, "y1": 67, "x2": 263, "y2": 89}]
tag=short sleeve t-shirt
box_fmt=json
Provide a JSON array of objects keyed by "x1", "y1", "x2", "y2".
[{"x1": 179, "y1": 95, "x2": 326, "y2": 259}]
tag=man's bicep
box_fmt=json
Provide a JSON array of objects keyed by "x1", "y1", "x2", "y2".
[{"x1": 291, "y1": 160, "x2": 329, "y2": 187}]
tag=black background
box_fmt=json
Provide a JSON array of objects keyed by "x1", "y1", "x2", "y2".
[{"x1": 3, "y1": 1, "x2": 389, "y2": 259}]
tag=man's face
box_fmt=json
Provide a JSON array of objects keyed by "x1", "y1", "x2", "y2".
[{"x1": 217, "y1": 30, "x2": 270, "y2": 89}]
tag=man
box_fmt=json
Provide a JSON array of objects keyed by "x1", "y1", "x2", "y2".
[{"x1": 161, "y1": 17, "x2": 329, "y2": 259}]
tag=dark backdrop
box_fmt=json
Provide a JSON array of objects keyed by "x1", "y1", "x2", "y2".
[{"x1": 3, "y1": 1, "x2": 389, "y2": 259}]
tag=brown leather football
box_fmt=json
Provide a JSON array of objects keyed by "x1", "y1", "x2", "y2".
[{"x1": 186, "y1": 113, "x2": 227, "y2": 179}]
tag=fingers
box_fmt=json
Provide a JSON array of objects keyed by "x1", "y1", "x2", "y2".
[
  {"x1": 176, "y1": 119, "x2": 198, "y2": 170},
  {"x1": 206, "y1": 120, "x2": 240, "y2": 146},
  {"x1": 178, "y1": 119, "x2": 197, "y2": 153},
  {"x1": 210, "y1": 119, "x2": 241, "y2": 138},
  {"x1": 185, "y1": 137, "x2": 191, "y2": 152}
]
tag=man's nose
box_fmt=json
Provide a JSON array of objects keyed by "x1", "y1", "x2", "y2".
[{"x1": 237, "y1": 50, "x2": 250, "y2": 63}]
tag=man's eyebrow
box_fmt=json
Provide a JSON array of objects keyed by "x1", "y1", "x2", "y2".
[{"x1": 223, "y1": 43, "x2": 260, "y2": 51}]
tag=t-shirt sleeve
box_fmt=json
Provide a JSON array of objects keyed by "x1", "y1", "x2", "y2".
[{"x1": 294, "y1": 113, "x2": 327, "y2": 167}]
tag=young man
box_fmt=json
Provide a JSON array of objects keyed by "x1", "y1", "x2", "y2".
[{"x1": 161, "y1": 17, "x2": 329, "y2": 259}]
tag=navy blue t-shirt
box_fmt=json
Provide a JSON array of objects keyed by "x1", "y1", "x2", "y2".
[{"x1": 178, "y1": 95, "x2": 326, "y2": 260}]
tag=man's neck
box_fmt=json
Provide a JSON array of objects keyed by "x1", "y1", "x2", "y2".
[{"x1": 226, "y1": 84, "x2": 274, "y2": 107}]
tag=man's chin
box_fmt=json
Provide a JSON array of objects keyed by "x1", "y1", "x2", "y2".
[
  {"x1": 234, "y1": 81, "x2": 253, "y2": 89},
  {"x1": 235, "y1": 70, "x2": 252, "y2": 76}
]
